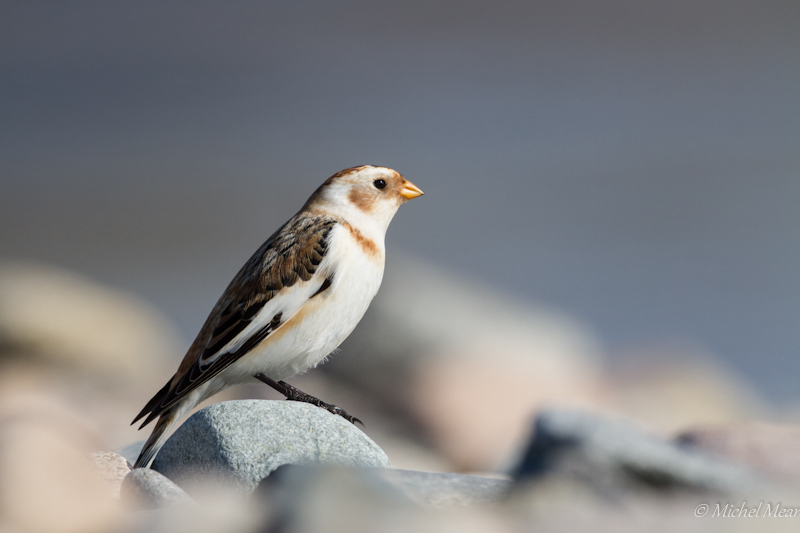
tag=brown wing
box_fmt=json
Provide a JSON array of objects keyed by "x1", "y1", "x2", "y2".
[{"x1": 132, "y1": 212, "x2": 338, "y2": 428}]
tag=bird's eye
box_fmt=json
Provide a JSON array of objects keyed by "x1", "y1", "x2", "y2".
[{"x1": 373, "y1": 179, "x2": 386, "y2": 190}]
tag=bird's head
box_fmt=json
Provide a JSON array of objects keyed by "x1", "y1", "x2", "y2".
[{"x1": 305, "y1": 165, "x2": 423, "y2": 232}]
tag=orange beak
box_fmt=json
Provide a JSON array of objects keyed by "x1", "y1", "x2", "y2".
[{"x1": 399, "y1": 180, "x2": 424, "y2": 200}]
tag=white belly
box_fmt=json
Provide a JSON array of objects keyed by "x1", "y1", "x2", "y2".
[{"x1": 213, "y1": 224, "x2": 385, "y2": 388}]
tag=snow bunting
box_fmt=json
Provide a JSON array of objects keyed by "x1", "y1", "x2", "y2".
[{"x1": 132, "y1": 165, "x2": 423, "y2": 468}]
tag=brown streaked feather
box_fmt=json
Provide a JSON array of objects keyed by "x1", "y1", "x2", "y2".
[{"x1": 132, "y1": 212, "x2": 338, "y2": 428}]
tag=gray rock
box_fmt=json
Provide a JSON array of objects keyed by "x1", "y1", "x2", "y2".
[
  {"x1": 257, "y1": 466, "x2": 513, "y2": 532},
  {"x1": 375, "y1": 469, "x2": 511, "y2": 507},
  {"x1": 0, "y1": 261, "x2": 183, "y2": 380},
  {"x1": 261, "y1": 465, "x2": 510, "y2": 509},
  {"x1": 122, "y1": 468, "x2": 194, "y2": 509},
  {"x1": 677, "y1": 423, "x2": 800, "y2": 486},
  {"x1": 256, "y1": 465, "x2": 423, "y2": 532},
  {"x1": 152, "y1": 400, "x2": 391, "y2": 494},
  {"x1": 513, "y1": 408, "x2": 762, "y2": 495}
]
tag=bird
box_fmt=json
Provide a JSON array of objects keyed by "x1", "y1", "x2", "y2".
[{"x1": 131, "y1": 165, "x2": 423, "y2": 468}]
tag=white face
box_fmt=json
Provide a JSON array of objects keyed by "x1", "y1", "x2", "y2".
[{"x1": 308, "y1": 165, "x2": 423, "y2": 234}]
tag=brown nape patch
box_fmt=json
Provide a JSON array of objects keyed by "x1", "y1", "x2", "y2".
[
  {"x1": 348, "y1": 187, "x2": 376, "y2": 213},
  {"x1": 341, "y1": 220, "x2": 381, "y2": 259}
]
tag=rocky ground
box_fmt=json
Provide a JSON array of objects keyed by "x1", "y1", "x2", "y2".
[{"x1": 1, "y1": 259, "x2": 800, "y2": 532}]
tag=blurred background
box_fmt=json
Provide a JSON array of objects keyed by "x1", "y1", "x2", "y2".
[{"x1": 1, "y1": 0, "x2": 799, "y2": 479}]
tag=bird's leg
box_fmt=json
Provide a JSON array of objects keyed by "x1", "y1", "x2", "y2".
[{"x1": 254, "y1": 373, "x2": 363, "y2": 426}]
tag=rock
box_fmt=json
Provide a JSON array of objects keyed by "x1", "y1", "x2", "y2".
[
  {"x1": 0, "y1": 262, "x2": 182, "y2": 380},
  {"x1": 0, "y1": 262, "x2": 184, "y2": 451},
  {"x1": 374, "y1": 469, "x2": 511, "y2": 508},
  {"x1": 152, "y1": 400, "x2": 391, "y2": 494},
  {"x1": 125, "y1": 490, "x2": 258, "y2": 533},
  {"x1": 121, "y1": 469, "x2": 194, "y2": 509},
  {"x1": 86, "y1": 451, "x2": 131, "y2": 499},
  {"x1": 602, "y1": 350, "x2": 768, "y2": 434},
  {"x1": 257, "y1": 465, "x2": 510, "y2": 532},
  {"x1": 261, "y1": 466, "x2": 512, "y2": 509},
  {"x1": 256, "y1": 465, "x2": 420, "y2": 532},
  {"x1": 408, "y1": 350, "x2": 601, "y2": 472},
  {"x1": 0, "y1": 408, "x2": 123, "y2": 533},
  {"x1": 677, "y1": 423, "x2": 800, "y2": 486},
  {"x1": 513, "y1": 408, "x2": 762, "y2": 495}
]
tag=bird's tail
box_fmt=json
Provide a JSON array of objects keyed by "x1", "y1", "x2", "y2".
[{"x1": 134, "y1": 408, "x2": 180, "y2": 469}]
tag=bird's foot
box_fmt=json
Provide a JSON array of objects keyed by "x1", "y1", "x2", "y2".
[{"x1": 254, "y1": 373, "x2": 363, "y2": 426}]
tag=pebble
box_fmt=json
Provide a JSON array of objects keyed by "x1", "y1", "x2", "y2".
[{"x1": 152, "y1": 400, "x2": 391, "y2": 494}]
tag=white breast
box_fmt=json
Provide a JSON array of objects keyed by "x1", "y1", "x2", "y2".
[{"x1": 218, "y1": 222, "x2": 385, "y2": 385}]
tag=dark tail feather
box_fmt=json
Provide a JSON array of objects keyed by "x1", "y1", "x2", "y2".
[
  {"x1": 133, "y1": 409, "x2": 179, "y2": 469},
  {"x1": 131, "y1": 379, "x2": 172, "y2": 427}
]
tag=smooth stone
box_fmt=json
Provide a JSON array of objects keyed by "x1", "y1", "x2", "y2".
[
  {"x1": 513, "y1": 408, "x2": 762, "y2": 494},
  {"x1": 375, "y1": 469, "x2": 511, "y2": 507},
  {"x1": 260, "y1": 465, "x2": 510, "y2": 508},
  {"x1": 122, "y1": 468, "x2": 194, "y2": 509},
  {"x1": 152, "y1": 400, "x2": 391, "y2": 494},
  {"x1": 677, "y1": 423, "x2": 800, "y2": 486},
  {"x1": 256, "y1": 465, "x2": 512, "y2": 532}
]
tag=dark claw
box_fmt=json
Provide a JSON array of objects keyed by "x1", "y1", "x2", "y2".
[
  {"x1": 328, "y1": 406, "x2": 363, "y2": 427},
  {"x1": 254, "y1": 373, "x2": 364, "y2": 427}
]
